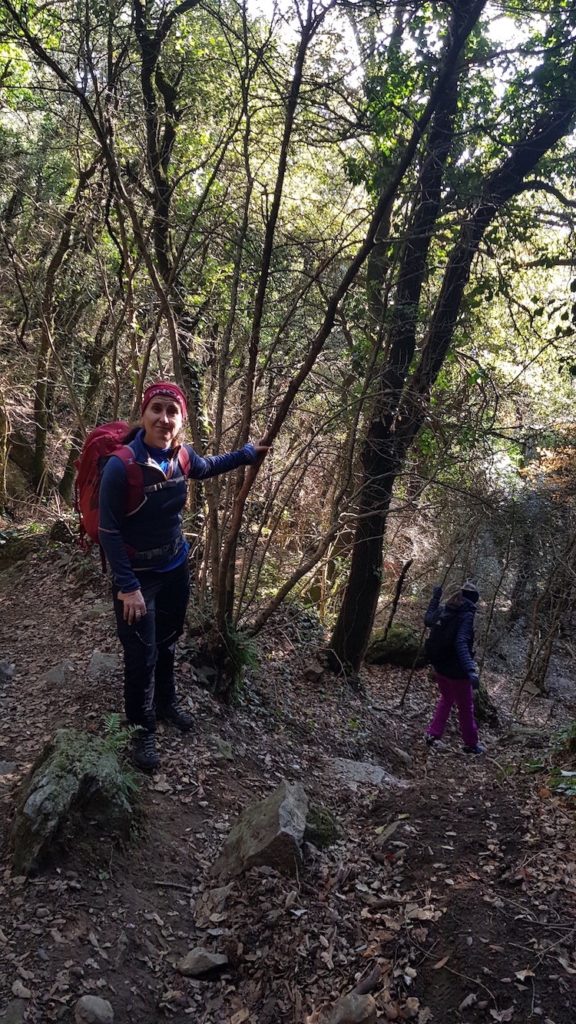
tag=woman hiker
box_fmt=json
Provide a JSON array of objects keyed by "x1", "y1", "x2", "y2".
[
  {"x1": 423, "y1": 581, "x2": 485, "y2": 754},
  {"x1": 98, "y1": 380, "x2": 269, "y2": 771}
]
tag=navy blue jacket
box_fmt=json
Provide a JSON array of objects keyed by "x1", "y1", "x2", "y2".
[
  {"x1": 424, "y1": 591, "x2": 477, "y2": 679},
  {"x1": 99, "y1": 429, "x2": 257, "y2": 592}
]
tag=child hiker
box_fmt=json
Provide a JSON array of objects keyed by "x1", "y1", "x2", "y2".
[{"x1": 423, "y1": 581, "x2": 485, "y2": 754}]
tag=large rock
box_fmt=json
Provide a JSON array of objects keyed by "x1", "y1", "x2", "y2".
[
  {"x1": 9, "y1": 728, "x2": 138, "y2": 874},
  {"x1": 329, "y1": 758, "x2": 409, "y2": 792},
  {"x1": 177, "y1": 948, "x2": 228, "y2": 977},
  {"x1": 213, "y1": 780, "x2": 308, "y2": 878},
  {"x1": 74, "y1": 995, "x2": 114, "y2": 1023},
  {"x1": 365, "y1": 622, "x2": 426, "y2": 668},
  {"x1": 326, "y1": 993, "x2": 377, "y2": 1024}
]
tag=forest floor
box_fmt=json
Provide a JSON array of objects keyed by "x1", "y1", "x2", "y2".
[{"x1": 1, "y1": 538, "x2": 576, "y2": 1024}]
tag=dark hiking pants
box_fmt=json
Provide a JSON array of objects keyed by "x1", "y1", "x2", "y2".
[{"x1": 113, "y1": 561, "x2": 190, "y2": 733}]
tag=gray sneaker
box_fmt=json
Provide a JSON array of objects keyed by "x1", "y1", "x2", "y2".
[{"x1": 425, "y1": 735, "x2": 448, "y2": 752}]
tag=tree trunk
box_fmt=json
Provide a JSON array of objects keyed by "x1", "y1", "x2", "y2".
[
  {"x1": 32, "y1": 160, "x2": 99, "y2": 491},
  {"x1": 331, "y1": 43, "x2": 576, "y2": 672}
]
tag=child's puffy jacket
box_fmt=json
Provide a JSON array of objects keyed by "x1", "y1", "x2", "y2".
[{"x1": 424, "y1": 591, "x2": 477, "y2": 679}]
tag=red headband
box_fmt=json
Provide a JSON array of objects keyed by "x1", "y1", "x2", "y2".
[{"x1": 141, "y1": 381, "x2": 187, "y2": 418}]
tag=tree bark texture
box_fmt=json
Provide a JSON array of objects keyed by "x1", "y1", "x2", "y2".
[{"x1": 331, "y1": 42, "x2": 576, "y2": 671}]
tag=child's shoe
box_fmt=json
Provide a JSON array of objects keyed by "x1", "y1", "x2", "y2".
[
  {"x1": 425, "y1": 735, "x2": 447, "y2": 752},
  {"x1": 463, "y1": 742, "x2": 486, "y2": 755}
]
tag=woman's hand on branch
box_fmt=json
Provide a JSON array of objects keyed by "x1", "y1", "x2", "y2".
[{"x1": 253, "y1": 440, "x2": 271, "y2": 464}]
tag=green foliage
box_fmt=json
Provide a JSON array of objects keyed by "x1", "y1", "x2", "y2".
[
  {"x1": 221, "y1": 626, "x2": 260, "y2": 703},
  {"x1": 304, "y1": 804, "x2": 340, "y2": 848},
  {"x1": 50, "y1": 717, "x2": 140, "y2": 805},
  {"x1": 525, "y1": 724, "x2": 576, "y2": 797},
  {"x1": 552, "y1": 720, "x2": 576, "y2": 759},
  {"x1": 549, "y1": 768, "x2": 576, "y2": 796}
]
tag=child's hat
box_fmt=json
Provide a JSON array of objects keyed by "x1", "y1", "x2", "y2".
[{"x1": 461, "y1": 580, "x2": 479, "y2": 603}]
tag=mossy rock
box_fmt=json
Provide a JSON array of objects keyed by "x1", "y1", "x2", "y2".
[
  {"x1": 365, "y1": 622, "x2": 426, "y2": 669},
  {"x1": 304, "y1": 804, "x2": 340, "y2": 848},
  {"x1": 0, "y1": 531, "x2": 44, "y2": 572},
  {"x1": 49, "y1": 518, "x2": 76, "y2": 544},
  {"x1": 9, "y1": 725, "x2": 139, "y2": 874}
]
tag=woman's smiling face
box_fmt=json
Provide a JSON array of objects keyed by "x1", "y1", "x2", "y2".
[{"x1": 141, "y1": 396, "x2": 183, "y2": 449}]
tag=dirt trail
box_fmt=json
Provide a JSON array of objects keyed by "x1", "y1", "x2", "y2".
[{"x1": 1, "y1": 543, "x2": 575, "y2": 1023}]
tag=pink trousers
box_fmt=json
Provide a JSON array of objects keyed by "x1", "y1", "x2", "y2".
[{"x1": 428, "y1": 672, "x2": 478, "y2": 747}]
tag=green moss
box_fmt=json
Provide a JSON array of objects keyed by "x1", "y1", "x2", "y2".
[{"x1": 304, "y1": 804, "x2": 340, "y2": 848}]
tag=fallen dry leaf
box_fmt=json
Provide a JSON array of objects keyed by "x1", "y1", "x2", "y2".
[{"x1": 432, "y1": 955, "x2": 450, "y2": 970}]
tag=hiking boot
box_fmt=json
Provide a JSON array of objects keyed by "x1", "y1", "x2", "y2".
[
  {"x1": 132, "y1": 730, "x2": 160, "y2": 771},
  {"x1": 425, "y1": 735, "x2": 447, "y2": 752},
  {"x1": 463, "y1": 742, "x2": 486, "y2": 755},
  {"x1": 158, "y1": 703, "x2": 193, "y2": 733}
]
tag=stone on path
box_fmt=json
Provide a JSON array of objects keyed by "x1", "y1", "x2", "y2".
[
  {"x1": 0, "y1": 660, "x2": 15, "y2": 685},
  {"x1": 326, "y1": 993, "x2": 377, "y2": 1024},
  {"x1": 0, "y1": 1000, "x2": 27, "y2": 1024},
  {"x1": 0, "y1": 762, "x2": 17, "y2": 777},
  {"x1": 304, "y1": 658, "x2": 325, "y2": 681},
  {"x1": 83, "y1": 601, "x2": 111, "y2": 622},
  {"x1": 195, "y1": 883, "x2": 235, "y2": 927},
  {"x1": 10, "y1": 982, "x2": 30, "y2": 999},
  {"x1": 328, "y1": 757, "x2": 410, "y2": 792},
  {"x1": 213, "y1": 779, "x2": 308, "y2": 878},
  {"x1": 74, "y1": 995, "x2": 114, "y2": 1024},
  {"x1": 87, "y1": 650, "x2": 119, "y2": 681},
  {"x1": 177, "y1": 948, "x2": 229, "y2": 977},
  {"x1": 41, "y1": 661, "x2": 74, "y2": 687},
  {"x1": 211, "y1": 735, "x2": 234, "y2": 761}
]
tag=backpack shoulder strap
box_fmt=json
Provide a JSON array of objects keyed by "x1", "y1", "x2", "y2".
[
  {"x1": 177, "y1": 445, "x2": 191, "y2": 478},
  {"x1": 113, "y1": 445, "x2": 146, "y2": 514}
]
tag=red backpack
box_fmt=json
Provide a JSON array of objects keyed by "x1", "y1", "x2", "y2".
[{"x1": 74, "y1": 421, "x2": 190, "y2": 551}]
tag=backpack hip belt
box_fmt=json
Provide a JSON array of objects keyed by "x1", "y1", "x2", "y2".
[{"x1": 131, "y1": 536, "x2": 185, "y2": 565}]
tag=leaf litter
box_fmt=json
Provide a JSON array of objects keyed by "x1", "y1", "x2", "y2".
[{"x1": 0, "y1": 550, "x2": 575, "y2": 1021}]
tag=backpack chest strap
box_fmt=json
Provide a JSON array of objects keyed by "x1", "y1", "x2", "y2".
[{"x1": 144, "y1": 477, "x2": 186, "y2": 495}]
